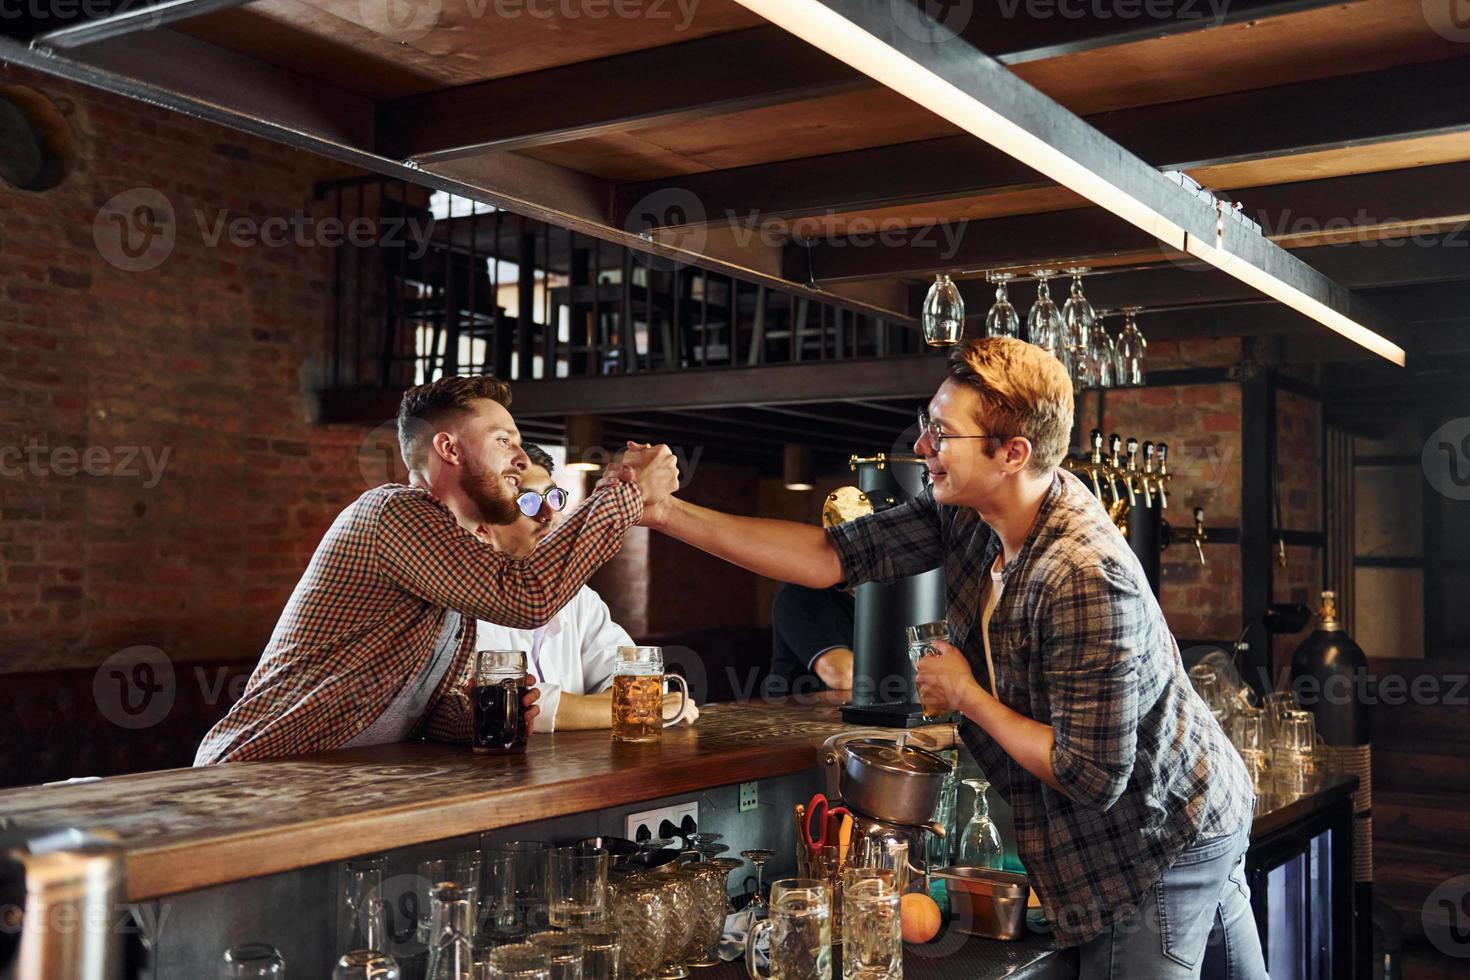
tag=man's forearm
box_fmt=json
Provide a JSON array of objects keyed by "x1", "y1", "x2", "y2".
[
  {"x1": 553, "y1": 691, "x2": 615, "y2": 731},
  {"x1": 961, "y1": 683, "x2": 1065, "y2": 796},
  {"x1": 646, "y1": 498, "x2": 844, "y2": 588}
]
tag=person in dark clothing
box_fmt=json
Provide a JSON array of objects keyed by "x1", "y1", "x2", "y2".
[{"x1": 765, "y1": 583, "x2": 855, "y2": 699}]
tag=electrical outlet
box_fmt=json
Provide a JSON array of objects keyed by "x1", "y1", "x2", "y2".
[
  {"x1": 625, "y1": 801, "x2": 698, "y2": 843},
  {"x1": 739, "y1": 781, "x2": 758, "y2": 812}
]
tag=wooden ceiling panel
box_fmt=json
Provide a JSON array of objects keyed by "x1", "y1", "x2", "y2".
[
  {"x1": 178, "y1": 0, "x2": 762, "y2": 98},
  {"x1": 526, "y1": 87, "x2": 957, "y2": 179},
  {"x1": 1012, "y1": 0, "x2": 1466, "y2": 117}
]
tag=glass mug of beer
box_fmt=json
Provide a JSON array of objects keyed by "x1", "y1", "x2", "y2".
[
  {"x1": 611, "y1": 646, "x2": 689, "y2": 743},
  {"x1": 905, "y1": 620, "x2": 951, "y2": 720},
  {"x1": 473, "y1": 650, "x2": 530, "y2": 754}
]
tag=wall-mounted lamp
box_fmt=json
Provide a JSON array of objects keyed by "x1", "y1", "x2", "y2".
[
  {"x1": 564, "y1": 415, "x2": 605, "y2": 472},
  {"x1": 784, "y1": 444, "x2": 814, "y2": 491}
]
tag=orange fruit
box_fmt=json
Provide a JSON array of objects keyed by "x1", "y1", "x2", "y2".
[{"x1": 900, "y1": 892, "x2": 941, "y2": 943}]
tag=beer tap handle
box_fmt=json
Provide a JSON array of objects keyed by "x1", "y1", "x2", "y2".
[
  {"x1": 1156, "y1": 442, "x2": 1170, "y2": 509},
  {"x1": 1141, "y1": 441, "x2": 1157, "y2": 510},
  {"x1": 1107, "y1": 433, "x2": 1125, "y2": 502},
  {"x1": 1125, "y1": 438, "x2": 1143, "y2": 508},
  {"x1": 1090, "y1": 429, "x2": 1105, "y2": 464},
  {"x1": 1191, "y1": 506, "x2": 1208, "y2": 565}
]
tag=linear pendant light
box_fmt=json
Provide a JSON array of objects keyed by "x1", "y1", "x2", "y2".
[{"x1": 732, "y1": 0, "x2": 1406, "y2": 367}]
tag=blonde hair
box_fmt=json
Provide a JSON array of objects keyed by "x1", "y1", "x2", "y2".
[{"x1": 946, "y1": 337, "x2": 1074, "y2": 473}]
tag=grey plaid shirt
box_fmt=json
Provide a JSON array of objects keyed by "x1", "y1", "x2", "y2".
[{"x1": 828, "y1": 468, "x2": 1253, "y2": 947}]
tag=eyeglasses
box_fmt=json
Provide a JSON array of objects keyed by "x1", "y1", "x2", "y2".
[
  {"x1": 516, "y1": 486, "x2": 569, "y2": 518},
  {"x1": 916, "y1": 410, "x2": 1007, "y2": 450}
]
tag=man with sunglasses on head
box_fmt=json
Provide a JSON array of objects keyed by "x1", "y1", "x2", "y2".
[
  {"x1": 621, "y1": 337, "x2": 1262, "y2": 979},
  {"x1": 475, "y1": 444, "x2": 699, "y2": 732},
  {"x1": 195, "y1": 376, "x2": 679, "y2": 764}
]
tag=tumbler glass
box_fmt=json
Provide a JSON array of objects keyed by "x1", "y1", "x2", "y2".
[
  {"x1": 333, "y1": 950, "x2": 401, "y2": 980},
  {"x1": 548, "y1": 845, "x2": 610, "y2": 929},
  {"x1": 581, "y1": 932, "x2": 622, "y2": 980},
  {"x1": 905, "y1": 620, "x2": 950, "y2": 720},
  {"x1": 528, "y1": 931, "x2": 585, "y2": 980},
  {"x1": 487, "y1": 943, "x2": 551, "y2": 980},
  {"x1": 418, "y1": 853, "x2": 483, "y2": 945},
  {"x1": 485, "y1": 840, "x2": 551, "y2": 935},
  {"x1": 338, "y1": 855, "x2": 389, "y2": 956}
]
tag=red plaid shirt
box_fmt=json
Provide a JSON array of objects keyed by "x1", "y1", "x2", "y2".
[{"x1": 195, "y1": 482, "x2": 643, "y2": 764}]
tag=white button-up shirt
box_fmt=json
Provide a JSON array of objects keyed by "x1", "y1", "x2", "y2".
[{"x1": 475, "y1": 585, "x2": 633, "y2": 732}]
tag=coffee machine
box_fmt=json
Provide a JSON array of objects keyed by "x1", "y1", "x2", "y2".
[{"x1": 824, "y1": 454, "x2": 945, "y2": 729}]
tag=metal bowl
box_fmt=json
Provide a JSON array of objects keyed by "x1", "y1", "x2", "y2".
[
  {"x1": 934, "y1": 866, "x2": 1031, "y2": 940},
  {"x1": 831, "y1": 737, "x2": 951, "y2": 826}
]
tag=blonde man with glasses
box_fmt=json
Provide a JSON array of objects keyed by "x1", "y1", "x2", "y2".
[{"x1": 623, "y1": 337, "x2": 1263, "y2": 979}]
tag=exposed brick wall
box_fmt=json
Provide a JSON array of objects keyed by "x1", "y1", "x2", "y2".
[
  {"x1": 1272, "y1": 386, "x2": 1325, "y2": 676},
  {"x1": 0, "y1": 69, "x2": 370, "y2": 673}
]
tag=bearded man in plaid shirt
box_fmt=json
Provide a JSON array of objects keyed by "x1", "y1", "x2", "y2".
[
  {"x1": 638, "y1": 338, "x2": 1265, "y2": 979},
  {"x1": 196, "y1": 376, "x2": 678, "y2": 765}
]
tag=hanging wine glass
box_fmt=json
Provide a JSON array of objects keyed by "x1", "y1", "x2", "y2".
[
  {"x1": 1117, "y1": 307, "x2": 1147, "y2": 386},
  {"x1": 985, "y1": 272, "x2": 1020, "y2": 339},
  {"x1": 1088, "y1": 310, "x2": 1117, "y2": 389},
  {"x1": 1026, "y1": 270, "x2": 1068, "y2": 374},
  {"x1": 922, "y1": 273, "x2": 964, "y2": 347},
  {"x1": 1061, "y1": 267, "x2": 1096, "y2": 388}
]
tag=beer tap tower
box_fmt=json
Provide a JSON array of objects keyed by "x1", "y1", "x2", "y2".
[{"x1": 1063, "y1": 429, "x2": 1191, "y2": 595}]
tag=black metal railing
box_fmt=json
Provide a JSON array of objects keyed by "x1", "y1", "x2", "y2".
[{"x1": 316, "y1": 175, "x2": 919, "y2": 388}]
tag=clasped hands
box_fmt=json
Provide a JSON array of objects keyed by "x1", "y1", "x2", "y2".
[{"x1": 596, "y1": 441, "x2": 680, "y2": 523}]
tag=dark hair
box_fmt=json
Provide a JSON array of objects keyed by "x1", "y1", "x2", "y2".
[
  {"x1": 397, "y1": 375, "x2": 512, "y2": 468},
  {"x1": 524, "y1": 443, "x2": 555, "y2": 475}
]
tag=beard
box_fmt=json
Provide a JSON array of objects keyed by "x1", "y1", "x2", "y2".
[{"x1": 462, "y1": 455, "x2": 521, "y2": 527}]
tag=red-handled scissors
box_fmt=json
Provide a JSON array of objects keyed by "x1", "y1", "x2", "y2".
[{"x1": 803, "y1": 793, "x2": 851, "y2": 850}]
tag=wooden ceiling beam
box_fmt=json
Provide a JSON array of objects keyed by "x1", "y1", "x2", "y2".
[
  {"x1": 791, "y1": 162, "x2": 1470, "y2": 283},
  {"x1": 616, "y1": 57, "x2": 1470, "y2": 229},
  {"x1": 380, "y1": 0, "x2": 1342, "y2": 165}
]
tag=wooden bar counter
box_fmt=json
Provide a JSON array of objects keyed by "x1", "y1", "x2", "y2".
[{"x1": 0, "y1": 702, "x2": 951, "y2": 902}]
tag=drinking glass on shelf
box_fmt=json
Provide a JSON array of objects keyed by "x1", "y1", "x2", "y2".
[
  {"x1": 1088, "y1": 310, "x2": 1117, "y2": 389},
  {"x1": 796, "y1": 845, "x2": 843, "y2": 945},
  {"x1": 681, "y1": 858, "x2": 730, "y2": 967},
  {"x1": 840, "y1": 870, "x2": 901, "y2": 980},
  {"x1": 418, "y1": 853, "x2": 482, "y2": 945},
  {"x1": 958, "y1": 778, "x2": 1004, "y2": 869},
  {"x1": 1026, "y1": 270, "x2": 1069, "y2": 374},
  {"x1": 905, "y1": 620, "x2": 951, "y2": 720},
  {"x1": 745, "y1": 879, "x2": 832, "y2": 980},
  {"x1": 921, "y1": 273, "x2": 965, "y2": 347},
  {"x1": 425, "y1": 882, "x2": 476, "y2": 980},
  {"x1": 581, "y1": 932, "x2": 622, "y2": 980},
  {"x1": 1262, "y1": 691, "x2": 1298, "y2": 746},
  {"x1": 487, "y1": 943, "x2": 551, "y2": 980},
  {"x1": 1188, "y1": 666, "x2": 1223, "y2": 719},
  {"x1": 1232, "y1": 706, "x2": 1266, "y2": 756},
  {"x1": 612, "y1": 647, "x2": 690, "y2": 743},
  {"x1": 609, "y1": 869, "x2": 667, "y2": 980},
  {"x1": 548, "y1": 845, "x2": 609, "y2": 930},
  {"x1": 483, "y1": 840, "x2": 550, "y2": 936},
  {"x1": 1116, "y1": 307, "x2": 1147, "y2": 386},
  {"x1": 712, "y1": 857, "x2": 745, "y2": 917},
  {"x1": 985, "y1": 272, "x2": 1021, "y2": 339},
  {"x1": 1279, "y1": 709, "x2": 1318, "y2": 772},
  {"x1": 1061, "y1": 268, "x2": 1096, "y2": 388},
  {"x1": 651, "y1": 861, "x2": 698, "y2": 978},
  {"x1": 338, "y1": 855, "x2": 389, "y2": 956},
  {"x1": 333, "y1": 950, "x2": 401, "y2": 980},
  {"x1": 220, "y1": 943, "x2": 285, "y2": 979},
  {"x1": 741, "y1": 849, "x2": 777, "y2": 919},
  {"x1": 529, "y1": 931, "x2": 585, "y2": 980}
]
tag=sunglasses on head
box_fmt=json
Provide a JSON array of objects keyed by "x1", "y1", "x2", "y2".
[{"x1": 515, "y1": 486, "x2": 569, "y2": 518}]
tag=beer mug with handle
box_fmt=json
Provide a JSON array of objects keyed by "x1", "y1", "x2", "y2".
[
  {"x1": 611, "y1": 646, "x2": 689, "y2": 743},
  {"x1": 746, "y1": 879, "x2": 832, "y2": 980}
]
